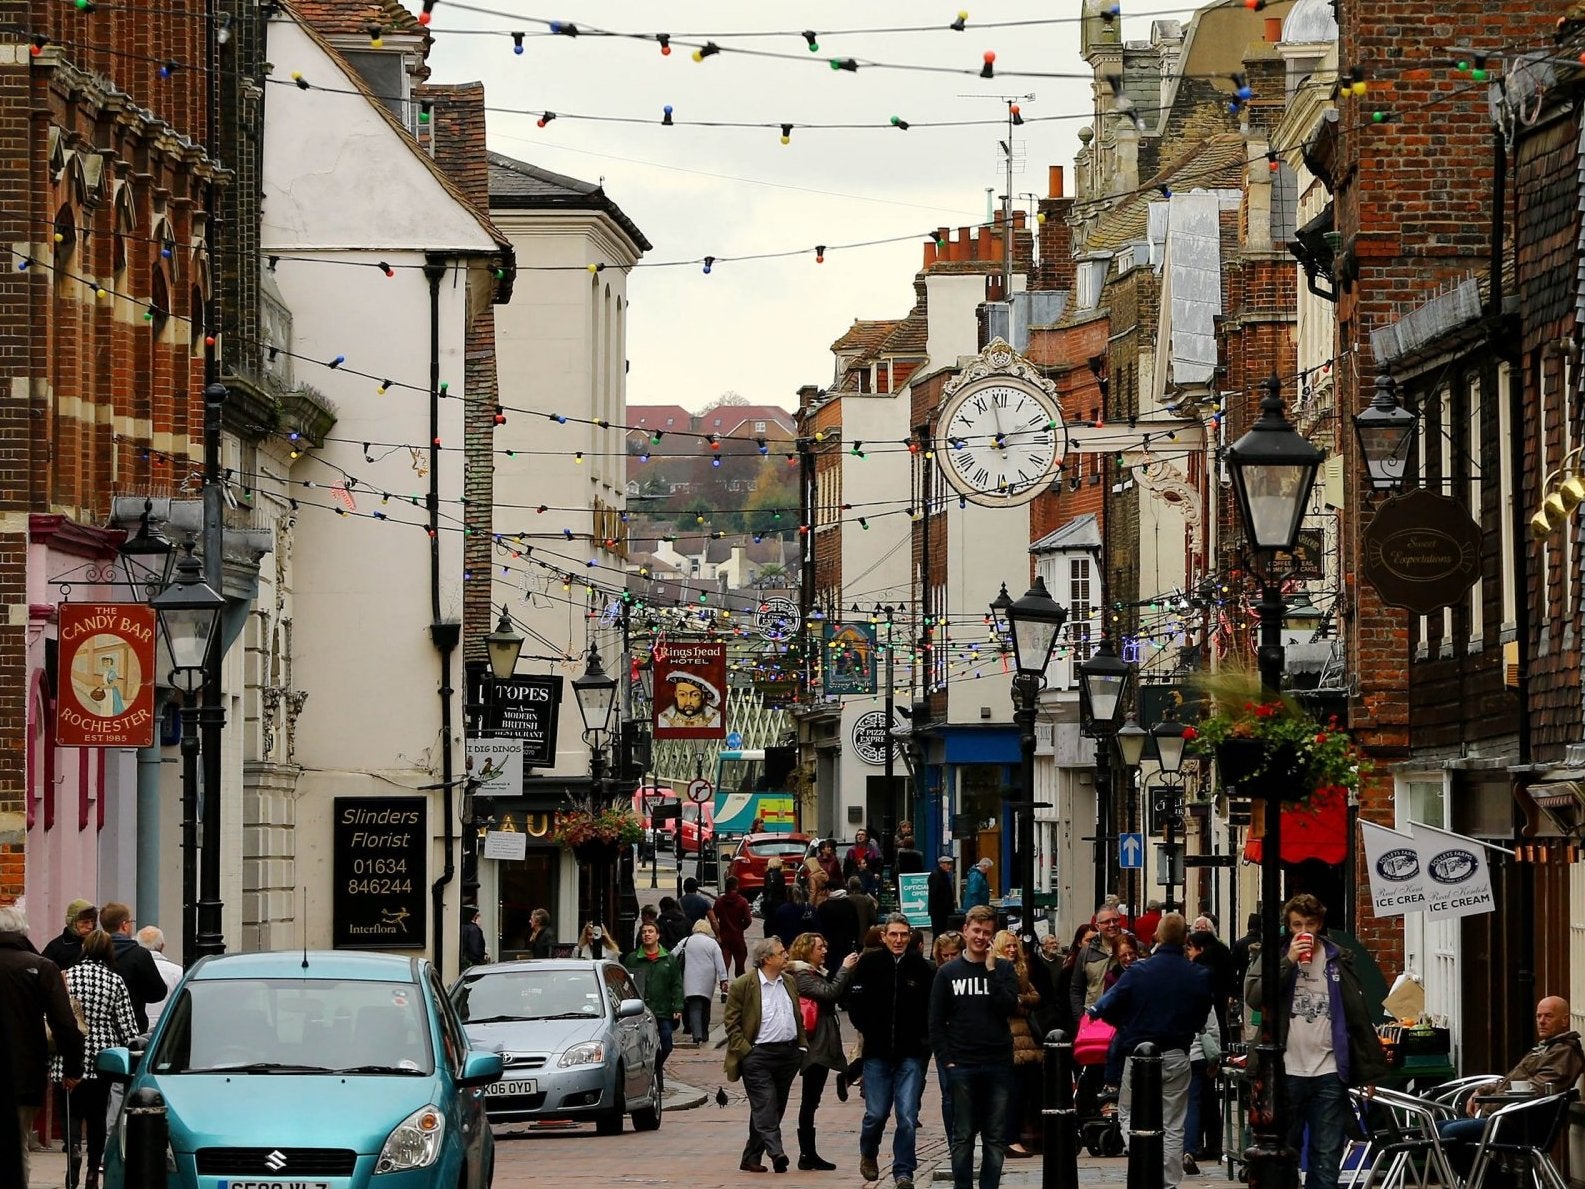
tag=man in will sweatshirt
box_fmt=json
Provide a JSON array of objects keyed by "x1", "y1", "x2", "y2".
[{"x1": 928, "y1": 904, "x2": 1020, "y2": 1189}]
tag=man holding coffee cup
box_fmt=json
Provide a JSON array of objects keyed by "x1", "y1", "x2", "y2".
[
  {"x1": 1245, "y1": 894, "x2": 1387, "y2": 1189},
  {"x1": 1435, "y1": 996, "x2": 1583, "y2": 1167}
]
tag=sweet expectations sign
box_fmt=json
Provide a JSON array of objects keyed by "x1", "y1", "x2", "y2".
[
  {"x1": 332, "y1": 798, "x2": 427, "y2": 949},
  {"x1": 57, "y1": 604, "x2": 157, "y2": 748},
  {"x1": 1362, "y1": 489, "x2": 1482, "y2": 615}
]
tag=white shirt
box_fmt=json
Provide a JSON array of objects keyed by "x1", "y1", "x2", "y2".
[
  {"x1": 1284, "y1": 951, "x2": 1338, "y2": 1078},
  {"x1": 756, "y1": 969, "x2": 797, "y2": 1044},
  {"x1": 145, "y1": 950, "x2": 185, "y2": 1028}
]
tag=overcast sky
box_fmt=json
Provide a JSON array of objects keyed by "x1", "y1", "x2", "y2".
[{"x1": 422, "y1": 2, "x2": 1186, "y2": 412}]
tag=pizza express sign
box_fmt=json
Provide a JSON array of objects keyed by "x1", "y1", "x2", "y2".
[
  {"x1": 1362, "y1": 489, "x2": 1482, "y2": 615},
  {"x1": 851, "y1": 710, "x2": 897, "y2": 766}
]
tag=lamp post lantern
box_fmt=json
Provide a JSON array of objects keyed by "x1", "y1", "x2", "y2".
[
  {"x1": 1151, "y1": 710, "x2": 1188, "y2": 775},
  {"x1": 1078, "y1": 634, "x2": 1132, "y2": 907},
  {"x1": 1115, "y1": 713, "x2": 1149, "y2": 913},
  {"x1": 1001, "y1": 577, "x2": 1066, "y2": 951},
  {"x1": 484, "y1": 604, "x2": 525, "y2": 682},
  {"x1": 1352, "y1": 372, "x2": 1419, "y2": 493},
  {"x1": 1227, "y1": 376, "x2": 1322, "y2": 1189},
  {"x1": 149, "y1": 545, "x2": 225, "y2": 967}
]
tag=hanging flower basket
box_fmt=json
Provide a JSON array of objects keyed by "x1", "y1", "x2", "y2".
[
  {"x1": 551, "y1": 808, "x2": 643, "y2": 850},
  {"x1": 1187, "y1": 672, "x2": 1363, "y2": 804}
]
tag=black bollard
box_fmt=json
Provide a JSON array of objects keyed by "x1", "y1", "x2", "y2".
[
  {"x1": 1125, "y1": 1041, "x2": 1164, "y2": 1189},
  {"x1": 1041, "y1": 1029, "x2": 1080, "y2": 1189},
  {"x1": 123, "y1": 1086, "x2": 168, "y2": 1189}
]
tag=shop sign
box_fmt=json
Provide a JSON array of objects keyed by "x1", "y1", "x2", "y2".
[
  {"x1": 654, "y1": 642, "x2": 727, "y2": 739},
  {"x1": 485, "y1": 675, "x2": 562, "y2": 767},
  {"x1": 332, "y1": 797, "x2": 427, "y2": 949},
  {"x1": 851, "y1": 710, "x2": 896, "y2": 766},
  {"x1": 1362, "y1": 489, "x2": 1481, "y2": 614},
  {"x1": 57, "y1": 603, "x2": 157, "y2": 748},
  {"x1": 823, "y1": 622, "x2": 877, "y2": 695}
]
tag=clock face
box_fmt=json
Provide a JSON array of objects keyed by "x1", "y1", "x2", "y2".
[{"x1": 935, "y1": 379, "x2": 1065, "y2": 507}]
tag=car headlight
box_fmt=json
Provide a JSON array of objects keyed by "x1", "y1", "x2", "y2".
[
  {"x1": 559, "y1": 1042, "x2": 605, "y2": 1067},
  {"x1": 375, "y1": 1105, "x2": 445, "y2": 1174}
]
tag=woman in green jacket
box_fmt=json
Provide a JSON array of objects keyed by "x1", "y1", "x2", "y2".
[{"x1": 625, "y1": 921, "x2": 684, "y2": 1091}]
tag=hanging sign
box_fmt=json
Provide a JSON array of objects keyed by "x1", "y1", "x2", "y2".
[
  {"x1": 466, "y1": 738, "x2": 523, "y2": 796},
  {"x1": 851, "y1": 710, "x2": 895, "y2": 766},
  {"x1": 823, "y1": 622, "x2": 878, "y2": 695},
  {"x1": 1360, "y1": 819, "x2": 1496, "y2": 919},
  {"x1": 653, "y1": 642, "x2": 728, "y2": 739},
  {"x1": 56, "y1": 603, "x2": 158, "y2": 748},
  {"x1": 485, "y1": 674, "x2": 563, "y2": 767},
  {"x1": 1362, "y1": 489, "x2": 1482, "y2": 614}
]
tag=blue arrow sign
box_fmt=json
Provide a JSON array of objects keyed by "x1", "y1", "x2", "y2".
[
  {"x1": 726, "y1": 731, "x2": 743, "y2": 750},
  {"x1": 1119, "y1": 833, "x2": 1144, "y2": 870}
]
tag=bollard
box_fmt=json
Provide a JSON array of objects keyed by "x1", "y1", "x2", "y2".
[
  {"x1": 1041, "y1": 1029, "x2": 1079, "y2": 1189},
  {"x1": 123, "y1": 1086, "x2": 168, "y2": 1189},
  {"x1": 1125, "y1": 1041, "x2": 1164, "y2": 1189}
]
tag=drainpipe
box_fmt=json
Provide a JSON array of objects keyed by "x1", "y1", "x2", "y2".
[{"x1": 424, "y1": 254, "x2": 457, "y2": 975}]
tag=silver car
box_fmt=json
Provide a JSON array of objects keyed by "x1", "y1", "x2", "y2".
[{"x1": 450, "y1": 958, "x2": 663, "y2": 1134}]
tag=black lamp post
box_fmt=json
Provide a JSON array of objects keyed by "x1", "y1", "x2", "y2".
[
  {"x1": 1352, "y1": 372, "x2": 1418, "y2": 492},
  {"x1": 120, "y1": 500, "x2": 176, "y2": 603},
  {"x1": 1078, "y1": 634, "x2": 1131, "y2": 908},
  {"x1": 1116, "y1": 714, "x2": 1148, "y2": 914},
  {"x1": 484, "y1": 605, "x2": 526, "y2": 683},
  {"x1": 149, "y1": 545, "x2": 225, "y2": 968},
  {"x1": 1151, "y1": 709, "x2": 1189, "y2": 912},
  {"x1": 466, "y1": 606, "x2": 524, "y2": 921},
  {"x1": 573, "y1": 644, "x2": 618, "y2": 939},
  {"x1": 1227, "y1": 376, "x2": 1323, "y2": 1189},
  {"x1": 1000, "y1": 577, "x2": 1067, "y2": 951}
]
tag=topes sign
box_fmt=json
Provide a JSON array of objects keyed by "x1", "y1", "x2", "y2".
[
  {"x1": 485, "y1": 674, "x2": 563, "y2": 767},
  {"x1": 1362, "y1": 489, "x2": 1482, "y2": 615},
  {"x1": 851, "y1": 710, "x2": 896, "y2": 766},
  {"x1": 332, "y1": 798, "x2": 427, "y2": 950}
]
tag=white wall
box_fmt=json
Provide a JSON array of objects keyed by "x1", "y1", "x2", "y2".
[{"x1": 262, "y1": 17, "x2": 500, "y2": 979}]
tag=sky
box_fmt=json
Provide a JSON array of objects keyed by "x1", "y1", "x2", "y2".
[{"x1": 420, "y1": 2, "x2": 1189, "y2": 413}]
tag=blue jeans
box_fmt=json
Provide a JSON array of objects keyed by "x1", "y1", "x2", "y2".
[
  {"x1": 937, "y1": 1058, "x2": 955, "y2": 1142},
  {"x1": 1185, "y1": 1060, "x2": 1206, "y2": 1158},
  {"x1": 860, "y1": 1057, "x2": 926, "y2": 1178},
  {"x1": 656, "y1": 1018, "x2": 675, "y2": 1084},
  {"x1": 945, "y1": 1063, "x2": 1011, "y2": 1189},
  {"x1": 1286, "y1": 1074, "x2": 1350, "y2": 1189}
]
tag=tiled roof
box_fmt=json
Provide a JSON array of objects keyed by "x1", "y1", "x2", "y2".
[
  {"x1": 831, "y1": 319, "x2": 897, "y2": 353},
  {"x1": 877, "y1": 311, "x2": 927, "y2": 356},
  {"x1": 1085, "y1": 133, "x2": 1246, "y2": 252},
  {"x1": 487, "y1": 152, "x2": 651, "y2": 252},
  {"x1": 628, "y1": 404, "x2": 695, "y2": 431},
  {"x1": 292, "y1": 0, "x2": 425, "y2": 38}
]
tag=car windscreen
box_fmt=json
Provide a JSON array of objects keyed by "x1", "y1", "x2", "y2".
[
  {"x1": 753, "y1": 840, "x2": 808, "y2": 858},
  {"x1": 149, "y1": 978, "x2": 435, "y2": 1075},
  {"x1": 451, "y1": 968, "x2": 606, "y2": 1023}
]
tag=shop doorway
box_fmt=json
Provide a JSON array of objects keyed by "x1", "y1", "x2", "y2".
[{"x1": 498, "y1": 851, "x2": 558, "y2": 960}]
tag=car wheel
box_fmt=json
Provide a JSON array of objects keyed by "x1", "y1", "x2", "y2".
[
  {"x1": 594, "y1": 1064, "x2": 626, "y2": 1135},
  {"x1": 631, "y1": 1064, "x2": 663, "y2": 1131}
]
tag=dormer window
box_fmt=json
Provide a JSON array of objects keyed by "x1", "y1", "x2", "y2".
[{"x1": 339, "y1": 49, "x2": 409, "y2": 123}]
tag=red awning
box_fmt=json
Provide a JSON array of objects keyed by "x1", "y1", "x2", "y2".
[{"x1": 1243, "y1": 784, "x2": 1349, "y2": 865}]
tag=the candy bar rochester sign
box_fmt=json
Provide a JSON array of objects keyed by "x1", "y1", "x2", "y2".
[
  {"x1": 1362, "y1": 489, "x2": 1482, "y2": 615},
  {"x1": 333, "y1": 798, "x2": 427, "y2": 949},
  {"x1": 56, "y1": 604, "x2": 157, "y2": 748}
]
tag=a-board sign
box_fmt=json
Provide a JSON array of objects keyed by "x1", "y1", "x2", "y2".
[{"x1": 333, "y1": 798, "x2": 427, "y2": 949}]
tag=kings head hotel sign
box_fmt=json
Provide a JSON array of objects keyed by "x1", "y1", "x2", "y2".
[{"x1": 57, "y1": 604, "x2": 158, "y2": 748}]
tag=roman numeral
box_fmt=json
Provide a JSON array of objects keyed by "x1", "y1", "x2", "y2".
[
  {"x1": 994, "y1": 390, "x2": 1010, "y2": 407},
  {"x1": 973, "y1": 467, "x2": 991, "y2": 487}
]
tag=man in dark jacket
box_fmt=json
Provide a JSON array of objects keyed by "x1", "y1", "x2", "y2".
[
  {"x1": 848, "y1": 913, "x2": 934, "y2": 1189},
  {"x1": 713, "y1": 877, "x2": 754, "y2": 978},
  {"x1": 40, "y1": 899, "x2": 96, "y2": 971},
  {"x1": 926, "y1": 854, "x2": 956, "y2": 937},
  {"x1": 1245, "y1": 895, "x2": 1387, "y2": 1189},
  {"x1": 0, "y1": 906, "x2": 84, "y2": 1184},
  {"x1": 814, "y1": 888, "x2": 860, "y2": 970},
  {"x1": 99, "y1": 902, "x2": 166, "y2": 1033},
  {"x1": 929, "y1": 904, "x2": 1020, "y2": 1189},
  {"x1": 1093, "y1": 913, "x2": 1213, "y2": 1189},
  {"x1": 656, "y1": 896, "x2": 691, "y2": 951},
  {"x1": 680, "y1": 878, "x2": 714, "y2": 926}
]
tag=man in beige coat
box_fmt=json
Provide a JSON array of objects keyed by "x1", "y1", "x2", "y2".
[{"x1": 725, "y1": 936, "x2": 808, "y2": 1173}]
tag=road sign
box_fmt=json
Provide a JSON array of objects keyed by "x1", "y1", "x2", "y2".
[
  {"x1": 1119, "y1": 832, "x2": 1144, "y2": 870},
  {"x1": 726, "y1": 731, "x2": 743, "y2": 750},
  {"x1": 687, "y1": 777, "x2": 714, "y2": 804}
]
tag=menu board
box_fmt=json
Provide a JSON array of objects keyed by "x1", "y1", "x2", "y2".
[{"x1": 332, "y1": 797, "x2": 427, "y2": 950}]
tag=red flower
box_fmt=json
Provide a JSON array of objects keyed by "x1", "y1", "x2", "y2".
[
  {"x1": 1315, "y1": 732, "x2": 1328, "y2": 744},
  {"x1": 1181, "y1": 726, "x2": 1198, "y2": 741}
]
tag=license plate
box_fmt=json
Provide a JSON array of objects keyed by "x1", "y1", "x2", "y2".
[
  {"x1": 220, "y1": 1182, "x2": 331, "y2": 1189},
  {"x1": 484, "y1": 1079, "x2": 536, "y2": 1096}
]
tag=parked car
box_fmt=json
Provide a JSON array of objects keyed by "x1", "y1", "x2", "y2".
[
  {"x1": 450, "y1": 958, "x2": 663, "y2": 1134},
  {"x1": 633, "y1": 786, "x2": 715, "y2": 853},
  {"x1": 96, "y1": 950, "x2": 502, "y2": 1189},
  {"x1": 728, "y1": 832, "x2": 812, "y2": 897}
]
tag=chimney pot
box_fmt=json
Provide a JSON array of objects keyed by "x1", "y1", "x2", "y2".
[
  {"x1": 1049, "y1": 166, "x2": 1065, "y2": 197},
  {"x1": 924, "y1": 239, "x2": 938, "y2": 268},
  {"x1": 977, "y1": 224, "x2": 993, "y2": 258},
  {"x1": 1264, "y1": 16, "x2": 1281, "y2": 40},
  {"x1": 957, "y1": 227, "x2": 972, "y2": 260}
]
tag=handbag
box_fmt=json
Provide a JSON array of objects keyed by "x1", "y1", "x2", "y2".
[
  {"x1": 1073, "y1": 1012, "x2": 1117, "y2": 1065},
  {"x1": 799, "y1": 995, "x2": 820, "y2": 1035}
]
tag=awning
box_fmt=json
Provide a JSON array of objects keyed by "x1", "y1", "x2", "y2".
[{"x1": 1243, "y1": 784, "x2": 1349, "y2": 865}]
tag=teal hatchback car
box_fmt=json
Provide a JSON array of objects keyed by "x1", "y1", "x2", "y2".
[{"x1": 96, "y1": 950, "x2": 503, "y2": 1189}]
